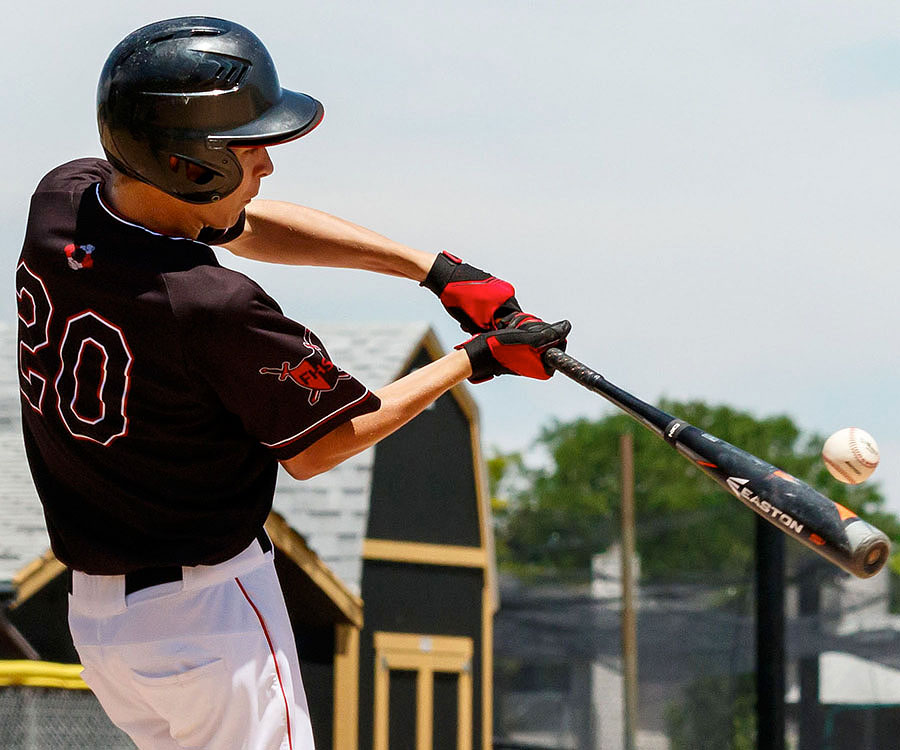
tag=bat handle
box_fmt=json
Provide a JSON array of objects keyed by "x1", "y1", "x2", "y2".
[{"x1": 544, "y1": 347, "x2": 606, "y2": 387}]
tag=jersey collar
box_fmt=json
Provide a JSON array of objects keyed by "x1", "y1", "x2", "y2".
[{"x1": 94, "y1": 184, "x2": 214, "y2": 247}]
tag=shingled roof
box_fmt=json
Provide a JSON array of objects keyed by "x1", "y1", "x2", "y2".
[
  {"x1": 0, "y1": 323, "x2": 45, "y2": 587},
  {"x1": 0, "y1": 321, "x2": 458, "y2": 593}
]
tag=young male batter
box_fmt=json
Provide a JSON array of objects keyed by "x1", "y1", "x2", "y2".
[{"x1": 15, "y1": 16, "x2": 569, "y2": 750}]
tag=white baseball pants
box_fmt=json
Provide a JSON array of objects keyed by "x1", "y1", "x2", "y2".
[{"x1": 67, "y1": 536, "x2": 315, "y2": 750}]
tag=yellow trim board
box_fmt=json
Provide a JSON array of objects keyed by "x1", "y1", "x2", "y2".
[
  {"x1": 266, "y1": 512, "x2": 363, "y2": 628},
  {"x1": 468, "y1": 417, "x2": 499, "y2": 614},
  {"x1": 333, "y1": 624, "x2": 360, "y2": 750},
  {"x1": 362, "y1": 539, "x2": 487, "y2": 568},
  {"x1": 481, "y1": 587, "x2": 494, "y2": 750},
  {"x1": 0, "y1": 660, "x2": 89, "y2": 690},
  {"x1": 11, "y1": 550, "x2": 66, "y2": 609},
  {"x1": 373, "y1": 632, "x2": 474, "y2": 750}
]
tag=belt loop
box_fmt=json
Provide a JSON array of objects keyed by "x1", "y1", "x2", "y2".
[{"x1": 68, "y1": 570, "x2": 128, "y2": 615}]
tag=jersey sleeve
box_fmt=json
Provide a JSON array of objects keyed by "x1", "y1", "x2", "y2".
[
  {"x1": 32, "y1": 158, "x2": 113, "y2": 208},
  {"x1": 171, "y1": 268, "x2": 380, "y2": 460}
]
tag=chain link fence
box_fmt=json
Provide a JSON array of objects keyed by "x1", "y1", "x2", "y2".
[
  {"x1": 0, "y1": 685, "x2": 134, "y2": 749},
  {"x1": 492, "y1": 546, "x2": 900, "y2": 750}
]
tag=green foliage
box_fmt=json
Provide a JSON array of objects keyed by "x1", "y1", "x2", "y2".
[
  {"x1": 493, "y1": 401, "x2": 894, "y2": 582},
  {"x1": 665, "y1": 673, "x2": 756, "y2": 750}
]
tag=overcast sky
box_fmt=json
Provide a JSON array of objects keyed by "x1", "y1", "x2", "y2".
[{"x1": 5, "y1": 2, "x2": 900, "y2": 512}]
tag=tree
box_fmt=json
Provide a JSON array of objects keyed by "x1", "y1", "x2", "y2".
[
  {"x1": 493, "y1": 400, "x2": 896, "y2": 582},
  {"x1": 665, "y1": 673, "x2": 756, "y2": 750}
]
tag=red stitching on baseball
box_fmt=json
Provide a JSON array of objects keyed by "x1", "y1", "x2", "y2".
[
  {"x1": 848, "y1": 428, "x2": 878, "y2": 468},
  {"x1": 824, "y1": 455, "x2": 858, "y2": 483}
]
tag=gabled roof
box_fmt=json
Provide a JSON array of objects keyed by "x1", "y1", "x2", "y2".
[{"x1": 0, "y1": 322, "x2": 485, "y2": 597}]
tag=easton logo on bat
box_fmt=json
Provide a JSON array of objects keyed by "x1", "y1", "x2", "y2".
[{"x1": 726, "y1": 477, "x2": 804, "y2": 534}]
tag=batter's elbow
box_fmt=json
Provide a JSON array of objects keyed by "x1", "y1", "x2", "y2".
[
  {"x1": 279, "y1": 451, "x2": 338, "y2": 481},
  {"x1": 280, "y1": 460, "x2": 320, "y2": 481}
]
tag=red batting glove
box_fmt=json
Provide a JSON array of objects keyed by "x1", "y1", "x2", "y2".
[
  {"x1": 421, "y1": 251, "x2": 522, "y2": 334},
  {"x1": 456, "y1": 312, "x2": 572, "y2": 383}
]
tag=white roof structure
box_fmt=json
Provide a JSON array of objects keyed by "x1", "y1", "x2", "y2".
[
  {"x1": 0, "y1": 321, "x2": 449, "y2": 593},
  {"x1": 786, "y1": 651, "x2": 900, "y2": 706}
]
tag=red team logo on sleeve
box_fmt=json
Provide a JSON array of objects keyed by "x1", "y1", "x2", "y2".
[{"x1": 259, "y1": 329, "x2": 351, "y2": 405}]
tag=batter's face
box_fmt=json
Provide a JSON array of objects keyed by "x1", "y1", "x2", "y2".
[{"x1": 198, "y1": 146, "x2": 274, "y2": 229}]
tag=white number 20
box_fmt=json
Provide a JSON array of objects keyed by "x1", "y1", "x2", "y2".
[{"x1": 17, "y1": 262, "x2": 133, "y2": 446}]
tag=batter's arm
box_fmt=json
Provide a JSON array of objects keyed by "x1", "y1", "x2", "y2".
[
  {"x1": 222, "y1": 199, "x2": 435, "y2": 281},
  {"x1": 280, "y1": 349, "x2": 471, "y2": 480},
  {"x1": 280, "y1": 314, "x2": 569, "y2": 480}
]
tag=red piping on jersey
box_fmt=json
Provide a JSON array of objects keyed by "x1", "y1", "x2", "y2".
[
  {"x1": 263, "y1": 389, "x2": 376, "y2": 449},
  {"x1": 235, "y1": 577, "x2": 293, "y2": 750}
]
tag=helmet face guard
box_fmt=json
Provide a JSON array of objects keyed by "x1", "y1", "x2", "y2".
[{"x1": 97, "y1": 17, "x2": 323, "y2": 204}]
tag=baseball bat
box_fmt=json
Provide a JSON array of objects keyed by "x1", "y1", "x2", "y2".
[{"x1": 543, "y1": 347, "x2": 891, "y2": 579}]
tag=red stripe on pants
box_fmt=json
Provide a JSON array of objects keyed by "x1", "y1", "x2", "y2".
[{"x1": 235, "y1": 577, "x2": 293, "y2": 750}]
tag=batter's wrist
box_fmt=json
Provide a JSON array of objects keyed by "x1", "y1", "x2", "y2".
[{"x1": 420, "y1": 250, "x2": 458, "y2": 292}]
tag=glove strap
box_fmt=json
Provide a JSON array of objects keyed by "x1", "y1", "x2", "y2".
[
  {"x1": 455, "y1": 337, "x2": 497, "y2": 384},
  {"x1": 420, "y1": 251, "x2": 462, "y2": 295}
]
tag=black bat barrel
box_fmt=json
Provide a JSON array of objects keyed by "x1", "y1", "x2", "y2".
[
  {"x1": 673, "y1": 425, "x2": 890, "y2": 579},
  {"x1": 543, "y1": 348, "x2": 891, "y2": 579}
]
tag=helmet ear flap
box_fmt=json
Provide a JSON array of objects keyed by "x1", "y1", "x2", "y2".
[
  {"x1": 154, "y1": 146, "x2": 242, "y2": 203},
  {"x1": 168, "y1": 155, "x2": 222, "y2": 186}
]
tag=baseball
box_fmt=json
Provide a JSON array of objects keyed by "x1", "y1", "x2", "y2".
[{"x1": 822, "y1": 427, "x2": 880, "y2": 484}]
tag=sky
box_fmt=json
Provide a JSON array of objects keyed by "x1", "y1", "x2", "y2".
[{"x1": 4, "y1": 2, "x2": 900, "y2": 512}]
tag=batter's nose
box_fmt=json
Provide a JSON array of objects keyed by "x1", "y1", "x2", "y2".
[{"x1": 257, "y1": 148, "x2": 274, "y2": 179}]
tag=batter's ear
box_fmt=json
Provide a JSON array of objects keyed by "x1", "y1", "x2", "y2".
[{"x1": 167, "y1": 155, "x2": 221, "y2": 186}]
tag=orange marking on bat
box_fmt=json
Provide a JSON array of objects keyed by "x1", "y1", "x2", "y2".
[
  {"x1": 697, "y1": 461, "x2": 717, "y2": 468},
  {"x1": 773, "y1": 470, "x2": 798, "y2": 484},
  {"x1": 809, "y1": 534, "x2": 826, "y2": 546},
  {"x1": 834, "y1": 502, "x2": 858, "y2": 522}
]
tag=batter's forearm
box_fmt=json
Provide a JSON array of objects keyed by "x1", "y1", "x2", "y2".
[
  {"x1": 224, "y1": 199, "x2": 435, "y2": 281},
  {"x1": 280, "y1": 349, "x2": 472, "y2": 480}
]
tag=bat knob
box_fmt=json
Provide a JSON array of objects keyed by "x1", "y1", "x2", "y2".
[
  {"x1": 847, "y1": 522, "x2": 891, "y2": 578},
  {"x1": 862, "y1": 542, "x2": 890, "y2": 576}
]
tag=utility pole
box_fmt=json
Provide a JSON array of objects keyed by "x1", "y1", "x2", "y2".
[{"x1": 620, "y1": 433, "x2": 638, "y2": 750}]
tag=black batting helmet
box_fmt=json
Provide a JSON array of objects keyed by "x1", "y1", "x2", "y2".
[{"x1": 97, "y1": 17, "x2": 323, "y2": 204}]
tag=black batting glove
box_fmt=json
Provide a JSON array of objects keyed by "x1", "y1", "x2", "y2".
[
  {"x1": 456, "y1": 312, "x2": 571, "y2": 384},
  {"x1": 421, "y1": 251, "x2": 522, "y2": 334}
]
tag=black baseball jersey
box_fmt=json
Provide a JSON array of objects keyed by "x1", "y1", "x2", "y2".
[{"x1": 16, "y1": 158, "x2": 380, "y2": 574}]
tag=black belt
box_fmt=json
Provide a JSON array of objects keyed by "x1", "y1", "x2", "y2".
[{"x1": 67, "y1": 530, "x2": 273, "y2": 595}]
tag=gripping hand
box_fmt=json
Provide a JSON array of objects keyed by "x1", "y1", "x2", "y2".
[
  {"x1": 456, "y1": 312, "x2": 571, "y2": 383},
  {"x1": 421, "y1": 251, "x2": 522, "y2": 333}
]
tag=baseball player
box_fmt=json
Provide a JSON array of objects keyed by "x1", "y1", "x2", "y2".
[{"x1": 15, "y1": 16, "x2": 570, "y2": 750}]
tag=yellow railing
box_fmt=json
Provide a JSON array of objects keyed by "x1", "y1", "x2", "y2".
[{"x1": 0, "y1": 660, "x2": 88, "y2": 690}]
